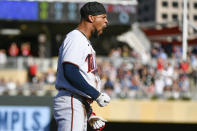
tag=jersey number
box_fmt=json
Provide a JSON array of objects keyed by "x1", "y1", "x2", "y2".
[{"x1": 86, "y1": 54, "x2": 95, "y2": 73}]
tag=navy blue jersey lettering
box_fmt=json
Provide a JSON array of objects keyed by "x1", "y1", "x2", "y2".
[{"x1": 86, "y1": 54, "x2": 95, "y2": 73}]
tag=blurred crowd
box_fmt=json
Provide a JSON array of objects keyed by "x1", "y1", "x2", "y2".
[
  {"x1": 0, "y1": 41, "x2": 56, "y2": 96},
  {"x1": 99, "y1": 43, "x2": 197, "y2": 100},
  {"x1": 0, "y1": 42, "x2": 197, "y2": 100}
]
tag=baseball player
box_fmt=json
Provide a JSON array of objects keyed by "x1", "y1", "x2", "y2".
[{"x1": 53, "y1": 2, "x2": 110, "y2": 131}]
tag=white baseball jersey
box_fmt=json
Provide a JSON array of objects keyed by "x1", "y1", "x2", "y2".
[{"x1": 55, "y1": 29, "x2": 101, "y2": 98}]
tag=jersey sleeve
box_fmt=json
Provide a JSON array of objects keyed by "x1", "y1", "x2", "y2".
[
  {"x1": 61, "y1": 36, "x2": 86, "y2": 67},
  {"x1": 63, "y1": 63, "x2": 100, "y2": 100}
]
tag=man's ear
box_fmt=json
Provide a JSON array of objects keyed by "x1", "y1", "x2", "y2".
[{"x1": 87, "y1": 15, "x2": 94, "y2": 23}]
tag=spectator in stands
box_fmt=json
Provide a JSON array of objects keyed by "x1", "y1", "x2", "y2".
[
  {"x1": 172, "y1": 46, "x2": 182, "y2": 59},
  {"x1": 157, "y1": 57, "x2": 164, "y2": 71},
  {"x1": 162, "y1": 62, "x2": 174, "y2": 93},
  {"x1": 38, "y1": 34, "x2": 47, "y2": 58},
  {"x1": 141, "y1": 65, "x2": 153, "y2": 86},
  {"x1": 109, "y1": 47, "x2": 122, "y2": 58},
  {"x1": 122, "y1": 45, "x2": 130, "y2": 57},
  {"x1": 121, "y1": 69, "x2": 133, "y2": 97},
  {"x1": 103, "y1": 77, "x2": 114, "y2": 98},
  {"x1": 46, "y1": 69, "x2": 56, "y2": 84},
  {"x1": 171, "y1": 79, "x2": 180, "y2": 99},
  {"x1": 158, "y1": 49, "x2": 167, "y2": 60},
  {"x1": 0, "y1": 49, "x2": 7, "y2": 68},
  {"x1": 8, "y1": 42, "x2": 19, "y2": 67},
  {"x1": 141, "y1": 51, "x2": 150, "y2": 65},
  {"x1": 1, "y1": 38, "x2": 195, "y2": 99},
  {"x1": 180, "y1": 61, "x2": 189, "y2": 74},
  {"x1": 151, "y1": 42, "x2": 160, "y2": 58},
  {"x1": 28, "y1": 62, "x2": 37, "y2": 83},
  {"x1": 151, "y1": 47, "x2": 159, "y2": 58},
  {"x1": 130, "y1": 71, "x2": 140, "y2": 90},
  {"x1": 6, "y1": 79, "x2": 16, "y2": 91},
  {"x1": 8, "y1": 42, "x2": 19, "y2": 57},
  {"x1": 113, "y1": 79, "x2": 122, "y2": 98},
  {"x1": 191, "y1": 51, "x2": 197, "y2": 70},
  {"x1": 130, "y1": 48, "x2": 139, "y2": 58},
  {"x1": 21, "y1": 42, "x2": 31, "y2": 57},
  {"x1": 154, "y1": 74, "x2": 165, "y2": 98},
  {"x1": 145, "y1": 81, "x2": 155, "y2": 98},
  {"x1": 179, "y1": 74, "x2": 190, "y2": 98},
  {"x1": 0, "y1": 78, "x2": 6, "y2": 94}
]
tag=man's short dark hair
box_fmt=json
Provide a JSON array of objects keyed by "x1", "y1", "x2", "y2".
[{"x1": 80, "y1": 1, "x2": 106, "y2": 20}]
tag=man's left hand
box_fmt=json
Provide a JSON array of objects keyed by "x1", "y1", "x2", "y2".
[{"x1": 88, "y1": 112, "x2": 107, "y2": 131}]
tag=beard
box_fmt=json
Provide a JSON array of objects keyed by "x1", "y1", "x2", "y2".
[{"x1": 91, "y1": 29, "x2": 99, "y2": 38}]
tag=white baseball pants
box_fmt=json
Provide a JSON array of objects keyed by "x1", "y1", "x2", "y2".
[{"x1": 53, "y1": 90, "x2": 88, "y2": 131}]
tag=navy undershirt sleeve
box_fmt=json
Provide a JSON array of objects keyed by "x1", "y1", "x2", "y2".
[{"x1": 63, "y1": 62, "x2": 100, "y2": 100}]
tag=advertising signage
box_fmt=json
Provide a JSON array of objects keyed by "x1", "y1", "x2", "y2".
[
  {"x1": 0, "y1": 106, "x2": 51, "y2": 131},
  {"x1": 39, "y1": 2, "x2": 137, "y2": 25},
  {"x1": 0, "y1": 1, "x2": 137, "y2": 25},
  {"x1": 0, "y1": 1, "x2": 38, "y2": 20}
]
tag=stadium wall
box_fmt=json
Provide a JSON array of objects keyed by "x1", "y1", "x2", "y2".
[
  {"x1": 92, "y1": 99, "x2": 197, "y2": 124},
  {"x1": 1, "y1": 96, "x2": 197, "y2": 131},
  {"x1": 0, "y1": 69, "x2": 27, "y2": 84}
]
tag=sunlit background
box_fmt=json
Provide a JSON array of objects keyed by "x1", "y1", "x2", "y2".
[{"x1": 0, "y1": 0, "x2": 197, "y2": 130}]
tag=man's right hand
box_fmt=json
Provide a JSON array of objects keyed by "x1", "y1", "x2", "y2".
[{"x1": 96, "y1": 93, "x2": 110, "y2": 107}]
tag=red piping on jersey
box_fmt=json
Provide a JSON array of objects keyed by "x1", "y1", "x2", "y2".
[
  {"x1": 71, "y1": 96, "x2": 74, "y2": 131},
  {"x1": 63, "y1": 61, "x2": 79, "y2": 69}
]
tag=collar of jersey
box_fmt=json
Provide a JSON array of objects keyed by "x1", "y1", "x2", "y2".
[{"x1": 75, "y1": 29, "x2": 92, "y2": 46}]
